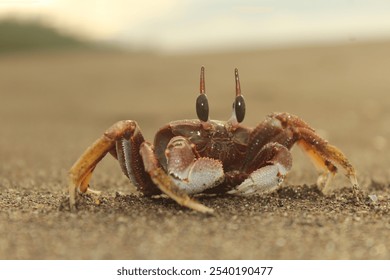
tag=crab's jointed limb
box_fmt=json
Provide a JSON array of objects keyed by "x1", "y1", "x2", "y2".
[
  {"x1": 244, "y1": 112, "x2": 358, "y2": 192},
  {"x1": 68, "y1": 120, "x2": 153, "y2": 209},
  {"x1": 68, "y1": 131, "x2": 114, "y2": 210}
]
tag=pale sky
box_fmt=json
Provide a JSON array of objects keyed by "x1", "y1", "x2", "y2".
[{"x1": 1, "y1": 0, "x2": 390, "y2": 52}]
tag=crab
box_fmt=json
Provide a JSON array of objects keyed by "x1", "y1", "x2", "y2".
[{"x1": 68, "y1": 66, "x2": 358, "y2": 213}]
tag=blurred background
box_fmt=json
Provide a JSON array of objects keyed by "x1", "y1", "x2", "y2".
[
  {"x1": 1, "y1": 0, "x2": 390, "y2": 196},
  {"x1": 2, "y1": 0, "x2": 390, "y2": 53},
  {"x1": 1, "y1": 0, "x2": 390, "y2": 260}
]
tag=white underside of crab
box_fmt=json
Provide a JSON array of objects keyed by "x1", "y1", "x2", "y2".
[{"x1": 169, "y1": 157, "x2": 224, "y2": 195}]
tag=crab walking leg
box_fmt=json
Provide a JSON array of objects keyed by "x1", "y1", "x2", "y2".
[
  {"x1": 166, "y1": 136, "x2": 225, "y2": 195},
  {"x1": 68, "y1": 134, "x2": 115, "y2": 209},
  {"x1": 295, "y1": 128, "x2": 358, "y2": 190},
  {"x1": 271, "y1": 113, "x2": 358, "y2": 188},
  {"x1": 139, "y1": 142, "x2": 214, "y2": 214},
  {"x1": 245, "y1": 112, "x2": 358, "y2": 191},
  {"x1": 231, "y1": 143, "x2": 292, "y2": 195},
  {"x1": 68, "y1": 120, "x2": 155, "y2": 209},
  {"x1": 296, "y1": 132, "x2": 344, "y2": 190}
]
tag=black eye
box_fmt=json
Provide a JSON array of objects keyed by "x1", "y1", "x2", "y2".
[
  {"x1": 196, "y1": 94, "x2": 209, "y2": 122},
  {"x1": 234, "y1": 95, "x2": 245, "y2": 123}
]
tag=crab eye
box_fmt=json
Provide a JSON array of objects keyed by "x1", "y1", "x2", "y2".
[
  {"x1": 233, "y1": 95, "x2": 245, "y2": 123},
  {"x1": 196, "y1": 94, "x2": 209, "y2": 122}
]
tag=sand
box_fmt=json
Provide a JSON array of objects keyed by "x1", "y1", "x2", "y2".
[{"x1": 0, "y1": 42, "x2": 390, "y2": 259}]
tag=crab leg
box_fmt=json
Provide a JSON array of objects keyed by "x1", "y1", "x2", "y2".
[
  {"x1": 245, "y1": 112, "x2": 357, "y2": 191},
  {"x1": 68, "y1": 120, "x2": 155, "y2": 210},
  {"x1": 68, "y1": 133, "x2": 115, "y2": 209},
  {"x1": 273, "y1": 113, "x2": 357, "y2": 189}
]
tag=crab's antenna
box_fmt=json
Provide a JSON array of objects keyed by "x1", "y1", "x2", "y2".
[
  {"x1": 235, "y1": 68, "x2": 241, "y2": 97},
  {"x1": 200, "y1": 66, "x2": 205, "y2": 94}
]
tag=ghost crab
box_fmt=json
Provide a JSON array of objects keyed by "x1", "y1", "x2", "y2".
[{"x1": 68, "y1": 67, "x2": 358, "y2": 213}]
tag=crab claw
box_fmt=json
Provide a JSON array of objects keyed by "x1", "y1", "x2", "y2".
[
  {"x1": 140, "y1": 141, "x2": 215, "y2": 214},
  {"x1": 166, "y1": 136, "x2": 224, "y2": 195}
]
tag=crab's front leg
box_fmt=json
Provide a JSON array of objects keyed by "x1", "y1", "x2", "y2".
[{"x1": 68, "y1": 124, "x2": 116, "y2": 210}]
